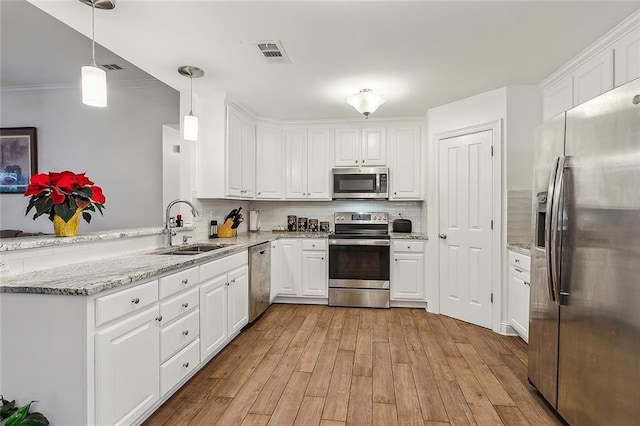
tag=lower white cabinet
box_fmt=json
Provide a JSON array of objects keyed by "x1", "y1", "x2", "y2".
[
  {"x1": 0, "y1": 251, "x2": 250, "y2": 426},
  {"x1": 272, "y1": 238, "x2": 328, "y2": 299},
  {"x1": 95, "y1": 305, "x2": 161, "y2": 426},
  {"x1": 390, "y1": 240, "x2": 425, "y2": 301},
  {"x1": 199, "y1": 252, "x2": 249, "y2": 361},
  {"x1": 508, "y1": 250, "x2": 531, "y2": 342}
]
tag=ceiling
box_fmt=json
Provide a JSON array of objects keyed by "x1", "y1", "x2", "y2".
[{"x1": 4, "y1": 0, "x2": 640, "y2": 120}]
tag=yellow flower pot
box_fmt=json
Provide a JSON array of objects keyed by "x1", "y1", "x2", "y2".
[{"x1": 53, "y1": 209, "x2": 82, "y2": 237}]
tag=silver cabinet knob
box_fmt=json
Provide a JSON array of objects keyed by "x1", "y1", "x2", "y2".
[
  {"x1": 439, "y1": 233, "x2": 447, "y2": 239},
  {"x1": 182, "y1": 302, "x2": 189, "y2": 308},
  {"x1": 515, "y1": 259, "x2": 520, "y2": 264},
  {"x1": 131, "y1": 298, "x2": 140, "y2": 304},
  {"x1": 181, "y1": 279, "x2": 189, "y2": 284},
  {"x1": 355, "y1": 160, "x2": 359, "y2": 163},
  {"x1": 156, "y1": 315, "x2": 163, "y2": 322},
  {"x1": 182, "y1": 330, "x2": 189, "y2": 336},
  {"x1": 183, "y1": 362, "x2": 190, "y2": 368}
]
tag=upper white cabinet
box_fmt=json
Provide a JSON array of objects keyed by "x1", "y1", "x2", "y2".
[
  {"x1": 284, "y1": 128, "x2": 332, "y2": 200},
  {"x1": 541, "y1": 11, "x2": 639, "y2": 120},
  {"x1": 334, "y1": 127, "x2": 386, "y2": 166},
  {"x1": 256, "y1": 125, "x2": 283, "y2": 199},
  {"x1": 226, "y1": 105, "x2": 255, "y2": 199},
  {"x1": 388, "y1": 125, "x2": 422, "y2": 200},
  {"x1": 572, "y1": 49, "x2": 614, "y2": 106},
  {"x1": 614, "y1": 25, "x2": 640, "y2": 87}
]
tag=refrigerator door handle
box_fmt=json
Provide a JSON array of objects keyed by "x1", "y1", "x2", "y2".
[
  {"x1": 550, "y1": 155, "x2": 567, "y2": 304},
  {"x1": 545, "y1": 156, "x2": 560, "y2": 303}
]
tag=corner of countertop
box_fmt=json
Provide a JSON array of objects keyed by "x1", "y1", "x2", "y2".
[{"x1": 507, "y1": 243, "x2": 531, "y2": 256}]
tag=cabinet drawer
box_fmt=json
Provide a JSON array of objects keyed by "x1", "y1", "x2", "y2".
[
  {"x1": 95, "y1": 279, "x2": 158, "y2": 327},
  {"x1": 159, "y1": 267, "x2": 199, "y2": 300},
  {"x1": 160, "y1": 287, "x2": 199, "y2": 325},
  {"x1": 392, "y1": 240, "x2": 424, "y2": 253},
  {"x1": 301, "y1": 239, "x2": 327, "y2": 251},
  {"x1": 160, "y1": 309, "x2": 199, "y2": 362},
  {"x1": 509, "y1": 251, "x2": 531, "y2": 272},
  {"x1": 200, "y1": 252, "x2": 248, "y2": 282},
  {"x1": 160, "y1": 339, "x2": 199, "y2": 396}
]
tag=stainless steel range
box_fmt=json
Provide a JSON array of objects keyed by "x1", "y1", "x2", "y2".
[{"x1": 328, "y1": 212, "x2": 390, "y2": 308}]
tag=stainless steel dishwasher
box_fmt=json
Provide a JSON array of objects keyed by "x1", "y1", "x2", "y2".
[{"x1": 248, "y1": 242, "x2": 271, "y2": 322}]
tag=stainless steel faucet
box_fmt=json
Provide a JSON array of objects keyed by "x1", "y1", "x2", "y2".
[{"x1": 165, "y1": 199, "x2": 199, "y2": 247}]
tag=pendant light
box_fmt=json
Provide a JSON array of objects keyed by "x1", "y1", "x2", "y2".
[
  {"x1": 79, "y1": 0, "x2": 115, "y2": 107},
  {"x1": 178, "y1": 66, "x2": 204, "y2": 141},
  {"x1": 347, "y1": 88, "x2": 387, "y2": 119}
]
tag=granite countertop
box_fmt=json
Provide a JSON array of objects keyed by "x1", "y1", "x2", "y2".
[
  {"x1": 390, "y1": 232, "x2": 427, "y2": 240},
  {"x1": 0, "y1": 226, "x2": 193, "y2": 252},
  {"x1": 507, "y1": 243, "x2": 531, "y2": 256},
  {"x1": 0, "y1": 231, "x2": 331, "y2": 296}
]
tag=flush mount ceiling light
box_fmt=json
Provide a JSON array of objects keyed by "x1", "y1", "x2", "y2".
[
  {"x1": 178, "y1": 66, "x2": 204, "y2": 141},
  {"x1": 346, "y1": 89, "x2": 387, "y2": 119},
  {"x1": 79, "y1": 0, "x2": 115, "y2": 107}
]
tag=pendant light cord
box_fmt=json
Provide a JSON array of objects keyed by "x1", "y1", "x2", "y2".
[
  {"x1": 91, "y1": 0, "x2": 97, "y2": 66},
  {"x1": 189, "y1": 75, "x2": 194, "y2": 115}
]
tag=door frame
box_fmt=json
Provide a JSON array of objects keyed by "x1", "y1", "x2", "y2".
[{"x1": 428, "y1": 119, "x2": 503, "y2": 333}]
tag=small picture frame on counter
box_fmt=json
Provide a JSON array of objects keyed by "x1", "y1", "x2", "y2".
[
  {"x1": 308, "y1": 219, "x2": 318, "y2": 232},
  {"x1": 287, "y1": 215, "x2": 297, "y2": 232},
  {"x1": 320, "y1": 221, "x2": 330, "y2": 232},
  {"x1": 297, "y1": 217, "x2": 308, "y2": 232}
]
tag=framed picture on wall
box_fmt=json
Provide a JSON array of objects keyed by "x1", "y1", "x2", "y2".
[{"x1": 0, "y1": 127, "x2": 37, "y2": 194}]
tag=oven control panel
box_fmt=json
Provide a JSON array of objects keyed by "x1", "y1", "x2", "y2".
[{"x1": 334, "y1": 212, "x2": 388, "y2": 224}]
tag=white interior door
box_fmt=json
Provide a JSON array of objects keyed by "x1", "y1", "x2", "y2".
[{"x1": 438, "y1": 130, "x2": 493, "y2": 328}]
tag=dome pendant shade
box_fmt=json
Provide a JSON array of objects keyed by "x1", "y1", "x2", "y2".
[
  {"x1": 81, "y1": 65, "x2": 107, "y2": 107},
  {"x1": 347, "y1": 89, "x2": 386, "y2": 118},
  {"x1": 183, "y1": 114, "x2": 199, "y2": 141}
]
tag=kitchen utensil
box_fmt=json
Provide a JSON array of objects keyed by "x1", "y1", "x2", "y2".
[
  {"x1": 231, "y1": 214, "x2": 244, "y2": 229},
  {"x1": 392, "y1": 218, "x2": 412, "y2": 233}
]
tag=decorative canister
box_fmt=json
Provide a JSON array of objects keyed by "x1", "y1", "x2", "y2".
[
  {"x1": 308, "y1": 219, "x2": 319, "y2": 232},
  {"x1": 287, "y1": 215, "x2": 297, "y2": 231},
  {"x1": 297, "y1": 217, "x2": 308, "y2": 232},
  {"x1": 319, "y1": 221, "x2": 330, "y2": 232}
]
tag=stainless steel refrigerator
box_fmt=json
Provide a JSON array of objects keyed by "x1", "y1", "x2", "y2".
[{"x1": 528, "y1": 77, "x2": 640, "y2": 425}]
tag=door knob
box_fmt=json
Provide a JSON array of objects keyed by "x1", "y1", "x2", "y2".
[{"x1": 439, "y1": 233, "x2": 447, "y2": 239}]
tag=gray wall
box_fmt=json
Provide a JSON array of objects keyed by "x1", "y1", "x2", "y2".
[{"x1": 0, "y1": 82, "x2": 179, "y2": 233}]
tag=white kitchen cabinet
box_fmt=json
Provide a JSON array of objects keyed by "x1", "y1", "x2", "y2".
[
  {"x1": 95, "y1": 305, "x2": 160, "y2": 426},
  {"x1": 334, "y1": 127, "x2": 386, "y2": 166},
  {"x1": 508, "y1": 250, "x2": 531, "y2": 342},
  {"x1": 284, "y1": 128, "x2": 331, "y2": 200},
  {"x1": 391, "y1": 240, "x2": 425, "y2": 301},
  {"x1": 256, "y1": 125, "x2": 283, "y2": 199},
  {"x1": 227, "y1": 266, "x2": 249, "y2": 337},
  {"x1": 301, "y1": 240, "x2": 328, "y2": 297},
  {"x1": 542, "y1": 75, "x2": 574, "y2": 121},
  {"x1": 199, "y1": 252, "x2": 249, "y2": 361},
  {"x1": 226, "y1": 105, "x2": 256, "y2": 198},
  {"x1": 388, "y1": 125, "x2": 422, "y2": 200},
  {"x1": 272, "y1": 239, "x2": 327, "y2": 300},
  {"x1": 572, "y1": 49, "x2": 614, "y2": 106},
  {"x1": 614, "y1": 25, "x2": 640, "y2": 86}
]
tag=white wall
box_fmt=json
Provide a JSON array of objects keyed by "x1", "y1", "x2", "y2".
[
  {"x1": 0, "y1": 82, "x2": 179, "y2": 233},
  {"x1": 506, "y1": 86, "x2": 541, "y2": 189}
]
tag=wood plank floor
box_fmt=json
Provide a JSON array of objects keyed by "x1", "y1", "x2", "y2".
[{"x1": 144, "y1": 304, "x2": 562, "y2": 426}]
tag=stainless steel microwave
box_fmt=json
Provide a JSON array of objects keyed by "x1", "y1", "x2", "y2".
[{"x1": 332, "y1": 167, "x2": 389, "y2": 200}]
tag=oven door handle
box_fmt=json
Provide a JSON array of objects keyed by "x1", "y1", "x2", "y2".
[{"x1": 329, "y1": 239, "x2": 391, "y2": 246}]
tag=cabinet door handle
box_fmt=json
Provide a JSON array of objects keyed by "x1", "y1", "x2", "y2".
[
  {"x1": 182, "y1": 302, "x2": 189, "y2": 308},
  {"x1": 355, "y1": 160, "x2": 359, "y2": 163},
  {"x1": 407, "y1": 246, "x2": 411, "y2": 249},
  {"x1": 156, "y1": 315, "x2": 163, "y2": 322},
  {"x1": 394, "y1": 191, "x2": 397, "y2": 195},
  {"x1": 183, "y1": 362, "x2": 190, "y2": 368},
  {"x1": 131, "y1": 298, "x2": 140, "y2": 304},
  {"x1": 321, "y1": 257, "x2": 325, "y2": 260},
  {"x1": 439, "y1": 233, "x2": 447, "y2": 239},
  {"x1": 515, "y1": 259, "x2": 520, "y2": 264},
  {"x1": 231, "y1": 279, "x2": 236, "y2": 283},
  {"x1": 395, "y1": 259, "x2": 398, "y2": 262},
  {"x1": 182, "y1": 330, "x2": 189, "y2": 336},
  {"x1": 515, "y1": 268, "x2": 524, "y2": 273},
  {"x1": 525, "y1": 282, "x2": 530, "y2": 286},
  {"x1": 258, "y1": 192, "x2": 262, "y2": 195},
  {"x1": 362, "y1": 160, "x2": 365, "y2": 164}
]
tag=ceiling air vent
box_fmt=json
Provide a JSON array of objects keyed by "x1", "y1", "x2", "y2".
[
  {"x1": 256, "y1": 40, "x2": 291, "y2": 64},
  {"x1": 100, "y1": 63, "x2": 123, "y2": 71}
]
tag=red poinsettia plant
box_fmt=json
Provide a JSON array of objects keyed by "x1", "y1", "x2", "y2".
[{"x1": 24, "y1": 171, "x2": 106, "y2": 223}]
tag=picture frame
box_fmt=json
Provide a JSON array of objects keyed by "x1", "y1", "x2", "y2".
[{"x1": 0, "y1": 127, "x2": 37, "y2": 193}]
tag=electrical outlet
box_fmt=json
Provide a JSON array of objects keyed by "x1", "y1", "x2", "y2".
[{"x1": 0, "y1": 261, "x2": 9, "y2": 272}]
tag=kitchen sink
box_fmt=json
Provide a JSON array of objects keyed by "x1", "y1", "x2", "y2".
[{"x1": 152, "y1": 243, "x2": 232, "y2": 255}]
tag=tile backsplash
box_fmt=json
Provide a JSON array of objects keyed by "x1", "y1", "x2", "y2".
[
  {"x1": 192, "y1": 199, "x2": 424, "y2": 237},
  {"x1": 507, "y1": 190, "x2": 532, "y2": 245}
]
